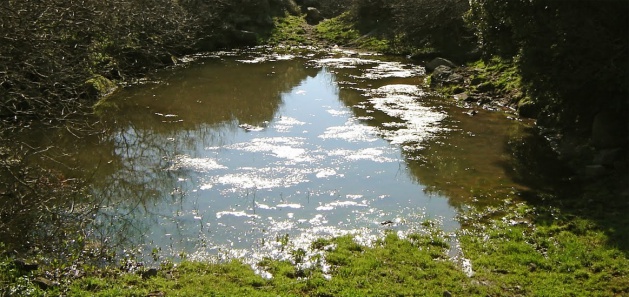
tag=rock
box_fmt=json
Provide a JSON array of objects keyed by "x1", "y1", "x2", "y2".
[
  {"x1": 13, "y1": 259, "x2": 38, "y2": 272},
  {"x1": 426, "y1": 57, "x2": 456, "y2": 72},
  {"x1": 517, "y1": 99, "x2": 540, "y2": 118},
  {"x1": 591, "y1": 110, "x2": 628, "y2": 149},
  {"x1": 33, "y1": 277, "x2": 55, "y2": 290},
  {"x1": 430, "y1": 65, "x2": 464, "y2": 87},
  {"x1": 305, "y1": 7, "x2": 323, "y2": 24},
  {"x1": 593, "y1": 148, "x2": 623, "y2": 167},
  {"x1": 443, "y1": 291, "x2": 452, "y2": 297},
  {"x1": 84, "y1": 75, "x2": 117, "y2": 99},
  {"x1": 582, "y1": 164, "x2": 608, "y2": 178},
  {"x1": 231, "y1": 30, "x2": 258, "y2": 46},
  {"x1": 430, "y1": 65, "x2": 453, "y2": 87},
  {"x1": 475, "y1": 82, "x2": 495, "y2": 92},
  {"x1": 453, "y1": 92, "x2": 469, "y2": 101},
  {"x1": 141, "y1": 268, "x2": 159, "y2": 279},
  {"x1": 446, "y1": 73, "x2": 464, "y2": 84}
]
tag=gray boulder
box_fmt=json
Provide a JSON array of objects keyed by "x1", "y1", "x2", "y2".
[
  {"x1": 426, "y1": 57, "x2": 456, "y2": 72},
  {"x1": 591, "y1": 110, "x2": 627, "y2": 149},
  {"x1": 305, "y1": 7, "x2": 323, "y2": 24},
  {"x1": 430, "y1": 65, "x2": 463, "y2": 86}
]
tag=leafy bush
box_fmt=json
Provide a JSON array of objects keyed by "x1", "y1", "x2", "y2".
[
  {"x1": 468, "y1": 0, "x2": 628, "y2": 138},
  {"x1": 390, "y1": 0, "x2": 474, "y2": 57}
]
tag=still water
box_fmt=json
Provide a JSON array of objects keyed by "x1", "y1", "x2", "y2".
[{"x1": 47, "y1": 48, "x2": 531, "y2": 264}]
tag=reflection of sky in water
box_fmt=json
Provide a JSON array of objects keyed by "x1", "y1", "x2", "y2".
[{"x1": 103, "y1": 53, "x2": 458, "y2": 265}]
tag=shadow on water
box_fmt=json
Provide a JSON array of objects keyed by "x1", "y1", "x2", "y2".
[
  {"x1": 335, "y1": 77, "x2": 531, "y2": 209},
  {"x1": 501, "y1": 128, "x2": 629, "y2": 256}
]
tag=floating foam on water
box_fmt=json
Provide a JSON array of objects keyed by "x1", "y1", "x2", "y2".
[
  {"x1": 319, "y1": 119, "x2": 379, "y2": 142},
  {"x1": 316, "y1": 57, "x2": 379, "y2": 68},
  {"x1": 255, "y1": 203, "x2": 275, "y2": 210},
  {"x1": 366, "y1": 88, "x2": 447, "y2": 151},
  {"x1": 361, "y1": 63, "x2": 425, "y2": 79},
  {"x1": 326, "y1": 109, "x2": 351, "y2": 116},
  {"x1": 327, "y1": 148, "x2": 395, "y2": 163},
  {"x1": 373, "y1": 84, "x2": 423, "y2": 96},
  {"x1": 229, "y1": 137, "x2": 314, "y2": 163},
  {"x1": 276, "y1": 203, "x2": 302, "y2": 209},
  {"x1": 216, "y1": 211, "x2": 259, "y2": 219},
  {"x1": 273, "y1": 117, "x2": 306, "y2": 133},
  {"x1": 316, "y1": 200, "x2": 368, "y2": 211},
  {"x1": 316, "y1": 168, "x2": 337, "y2": 178},
  {"x1": 168, "y1": 155, "x2": 227, "y2": 172}
]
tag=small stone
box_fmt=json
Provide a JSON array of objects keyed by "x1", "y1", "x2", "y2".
[
  {"x1": 33, "y1": 277, "x2": 55, "y2": 290},
  {"x1": 453, "y1": 93, "x2": 469, "y2": 101},
  {"x1": 426, "y1": 57, "x2": 456, "y2": 72},
  {"x1": 528, "y1": 263, "x2": 537, "y2": 272},
  {"x1": 305, "y1": 7, "x2": 323, "y2": 24},
  {"x1": 13, "y1": 259, "x2": 38, "y2": 272},
  {"x1": 142, "y1": 268, "x2": 159, "y2": 279},
  {"x1": 443, "y1": 290, "x2": 452, "y2": 297}
]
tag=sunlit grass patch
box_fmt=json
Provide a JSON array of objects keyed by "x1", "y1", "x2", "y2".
[
  {"x1": 459, "y1": 201, "x2": 629, "y2": 296},
  {"x1": 265, "y1": 15, "x2": 310, "y2": 46},
  {"x1": 315, "y1": 13, "x2": 391, "y2": 52}
]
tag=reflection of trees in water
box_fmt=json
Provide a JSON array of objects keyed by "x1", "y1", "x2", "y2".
[
  {"x1": 83, "y1": 56, "x2": 318, "y2": 255},
  {"x1": 0, "y1": 130, "x2": 109, "y2": 260},
  {"x1": 1, "y1": 55, "x2": 317, "y2": 259},
  {"x1": 334, "y1": 69, "x2": 532, "y2": 209},
  {"x1": 406, "y1": 113, "x2": 532, "y2": 208},
  {"x1": 502, "y1": 129, "x2": 572, "y2": 191},
  {"x1": 99, "y1": 57, "x2": 318, "y2": 131}
]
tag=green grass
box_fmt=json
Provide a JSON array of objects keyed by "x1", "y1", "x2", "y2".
[
  {"x1": 459, "y1": 201, "x2": 629, "y2": 296},
  {"x1": 4, "y1": 199, "x2": 626, "y2": 296},
  {"x1": 264, "y1": 15, "x2": 311, "y2": 46},
  {"x1": 314, "y1": 13, "x2": 391, "y2": 52}
]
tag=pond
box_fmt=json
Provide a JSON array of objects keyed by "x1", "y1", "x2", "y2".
[{"x1": 25, "y1": 48, "x2": 533, "y2": 266}]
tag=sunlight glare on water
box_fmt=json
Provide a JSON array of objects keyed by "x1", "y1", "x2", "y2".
[{"x1": 93, "y1": 50, "x2": 481, "y2": 268}]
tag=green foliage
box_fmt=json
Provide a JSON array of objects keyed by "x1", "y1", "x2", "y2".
[
  {"x1": 389, "y1": 0, "x2": 475, "y2": 57},
  {"x1": 467, "y1": 0, "x2": 628, "y2": 139},
  {"x1": 342, "y1": 0, "x2": 475, "y2": 56}
]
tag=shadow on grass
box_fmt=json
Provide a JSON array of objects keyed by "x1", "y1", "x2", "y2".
[{"x1": 501, "y1": 128, "x2": 629, "y2": 257}]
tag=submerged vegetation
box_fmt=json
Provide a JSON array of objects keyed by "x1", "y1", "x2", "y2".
[{"x1": 1, "y1": 0, "x2": 628, "y2": 296}]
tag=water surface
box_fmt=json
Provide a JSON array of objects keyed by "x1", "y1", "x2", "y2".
[{"x1": 40, "y1": 49, "x2": 532, "y2": 264}]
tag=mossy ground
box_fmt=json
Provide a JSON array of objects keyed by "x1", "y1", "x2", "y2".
[
  {"x1": 263, "y1": 12, "x2": 391, "y2": 53},
  {"x1": 314, "y1": 13, "x2": 390, "y2": 52}
]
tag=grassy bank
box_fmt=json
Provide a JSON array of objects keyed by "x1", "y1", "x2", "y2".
[{"x1": 3, "y1": 197, "x2": 627, "y2": 296}]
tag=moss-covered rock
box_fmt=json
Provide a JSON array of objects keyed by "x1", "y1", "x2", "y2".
[
  {"x1": 517, "y1": 97, "x2": 540, "y2": 118},
  {"x1": 84, "y1": 75, "x2": 117, "y2": 100}
]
